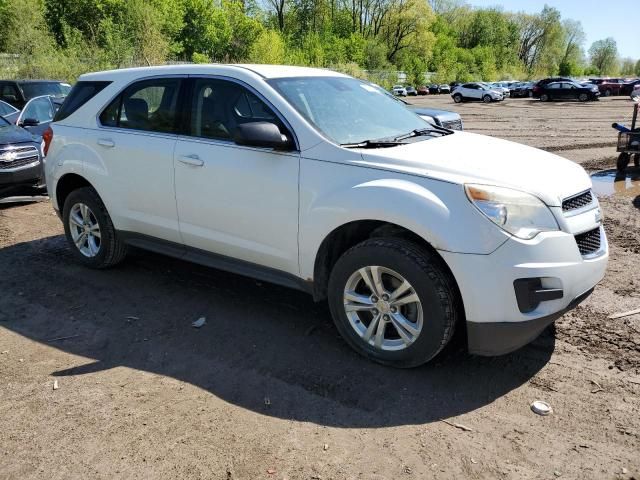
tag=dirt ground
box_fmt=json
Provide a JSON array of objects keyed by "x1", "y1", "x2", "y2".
[{"x1": 1, "y1": 95, "x2": 639, "y2": 480}]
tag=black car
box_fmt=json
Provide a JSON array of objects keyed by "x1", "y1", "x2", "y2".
[
  {"x1": 406, "y1": 86, "x2": 417, "y2": 96},
  {"x1": 428, "y1": 84, "x2": 440, "y2": 94},
  {"x1": 510, "y1": 82, "x2": 533, "y2": 98},
  {"x1": 531, "y1": 77, "x2": 572, "y2": 99},
  {"x1": 621, "y1": 79, "x2": 640, "y2": 96},
  {"x1": 0, "y1": 80, "x2": 71, "y2": 110},
  {"x1": 0, "y1": 115, "x2": 45, "y2": 197},
  {"x1": 538, "y1": 81, "x2": 600, "y2": 102}
]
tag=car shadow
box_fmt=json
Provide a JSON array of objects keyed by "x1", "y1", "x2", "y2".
[{"x1": 0, "y1": 235, "x2": 554, "y2": 428}]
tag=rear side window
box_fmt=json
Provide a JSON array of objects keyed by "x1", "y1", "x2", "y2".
[
  {"x1": 99, "y1": 79, "x2": 181, "y2": 134},
  {"x1": 54, "y1": 81, "x2": 110, "y2": 121}
]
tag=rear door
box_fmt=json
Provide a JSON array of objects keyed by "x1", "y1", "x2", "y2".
[
  {"x1": 173, "y1": 77, "x2": 300, "y2": 274},
  {"x1": 90, "y1": 77, "x2": 184, "y2": 242}
]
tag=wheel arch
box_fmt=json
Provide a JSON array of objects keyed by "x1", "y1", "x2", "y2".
[
  {"x1": 311, "y1": 219, "x2": 462, "y2": 308},
  {"x1": 55, "y1": 173, "x2": 100, "y2": 212}
]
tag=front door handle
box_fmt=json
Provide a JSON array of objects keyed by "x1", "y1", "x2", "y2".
[
  {"x1": 97, "y1": 138, "x2": 115, "y2": 148},
  {"x1": 178, "y1": 154, "x2": 204, "y2": 167}
]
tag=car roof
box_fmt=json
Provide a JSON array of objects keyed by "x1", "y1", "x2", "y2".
[
  {"x1": 8, "y1": 79, "x2": 66, "y2": 83},
  {"x1": 79, "y1": 64, "x2": 349, "y2": 82}
]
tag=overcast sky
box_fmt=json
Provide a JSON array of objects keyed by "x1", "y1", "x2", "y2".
[{"x1": 465, "y1": 0, "x2": 638, "y2": 59}]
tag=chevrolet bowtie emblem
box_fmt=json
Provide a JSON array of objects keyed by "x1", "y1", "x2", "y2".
[{"x1": 0, "y1": 151, "x2": 18, "y2": 162}]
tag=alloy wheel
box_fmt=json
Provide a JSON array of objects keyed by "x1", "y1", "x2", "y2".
[
  {"x1": 68, "y1": 203, "x2": 101, "y2": 257},
  {"x1": 343, "y1": 266, "x2": 423, "y2": 351}
]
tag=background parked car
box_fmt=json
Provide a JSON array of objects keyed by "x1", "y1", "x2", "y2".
[
  {"x1": 451, "y1": 83, "x2": 504, "y2": 103},
  {"x1": 631, "y1": 84, "x2": 640, "y2": 101},
  {"x1": 621, "y1": 79, "x2": 640, "y2": 96},
  {"x1": 428, "y1": 84, "x2": 440, "y2": 94},
  {"x1": 438, "y1": 84, "x2": 451, "y2": 94},
  {"x1": 0, "y1": 114, "x2": 44, "y2": 198},
  {"x1": 531, "y1": 77, "x2": 572, "y2": 99},
  {"x1": 538, "y1": 81, "x2": 600, "y2": 102},
  {"x1": 406, "y1": 86, "x2": 417, "y2": 96},
  {"x1": 417, "y1": 86, "x2": 429, "y2": 95},
  {"x1": 589, "y1": 78, "x2": 625, "y2": 97},
  {"x1": 509, "y1": 82, "x2": 533, "y2": 98},
  {"x1": 0, "y1": 80, "x2": 70, "y2": 110},
  {"x1": 392, "y1": 85, "x2": 407, "y2": 96}
]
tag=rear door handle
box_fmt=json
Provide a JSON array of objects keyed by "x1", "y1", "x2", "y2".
[
  {"x1": 97, "y1": 138, "x2": 115, "y2": 148},
  {"x1": 178, "y1": 154, "x2": 204, "y2": 167}
]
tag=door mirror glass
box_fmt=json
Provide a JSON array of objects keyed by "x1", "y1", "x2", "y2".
[{"x1": 233, "y1": 121, "x2": 291, "y2": 150}]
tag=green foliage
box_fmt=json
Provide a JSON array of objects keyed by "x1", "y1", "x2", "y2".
[
  {"x1": 0, "y1": 0, "x2": 634, "y2": 83},
  {"x1": 588, "y1": 38, "x2": 619, "y2": 75}
]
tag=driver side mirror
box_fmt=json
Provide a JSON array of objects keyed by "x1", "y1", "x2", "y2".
[
  {"x1": 233, "y1": 122, "x2": 292, "y2": 150},
  {"x1": 20, "y1": 117, "x2": 40, "y2": 127}
]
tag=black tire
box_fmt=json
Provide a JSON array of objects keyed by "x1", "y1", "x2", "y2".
[
  {"x1": 62, "y1": 187, "x2": 127, "y2": 268},
  {"x1": 483, "y1": 94, "x2": 491, "y2": 103},
  {"x1": 604, "y1": 89, "x2": 611, "y2": 97},
  {"x1": 540, "y1": 93, "x2": 549, "y2": 102},
  {"x1": 578, "y1": 93, "x2": 588, "y2": 102},
  {"x1": 453, "y1": 93, "x2": 462, "y2": 103},
  {"x1": 617, "y1": 152, "x2": 630, "y2": 172},
  {"x1": 327, "y1": 238, "x2": 460, "y2": 368}
]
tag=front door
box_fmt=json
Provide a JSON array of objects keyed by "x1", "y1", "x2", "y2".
[{"x1": 173, "y1": 78, "x2": 300, "y2": 275}]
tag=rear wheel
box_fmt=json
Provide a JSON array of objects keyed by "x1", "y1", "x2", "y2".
[
  {"x1": 617, "y1": 152, "x2": 630, "y2": 172},
  {"x1": 453, "y1": 93, "x2": 462, "y2": 103},
  {"x1": 578, "y1": 93, "x2": 588, "y2": 102},
  {"x1": 540, "y1": 93, "x2": 549, "y2": 102},
  {"x1": 328, "y1": 238, "x2": 459, "y2": 368},
  {"x1": 63, "y1": 187, "x2": 127, "y2": 268},
  {"x1": 483, "y1": 95, "x2": 491, "y2": 103},
  {"x1": 604, "y1": 89, "x2": 611, "y2": 97}
]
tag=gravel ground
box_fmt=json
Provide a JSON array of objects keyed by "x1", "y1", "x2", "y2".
[{"x1": 0, "y1": 95, "x2": 639, "y2": 480}]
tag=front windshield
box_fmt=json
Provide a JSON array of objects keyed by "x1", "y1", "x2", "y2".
[
  {"x1": 269, "y1": 76, "x2": 429, "y2": 145},
  {"x1": 21, "y1": 82, "x2": 66, "y2": 99}
]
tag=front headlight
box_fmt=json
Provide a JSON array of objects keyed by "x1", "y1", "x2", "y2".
[{"x1": 465, "y1": 184, "x2": 559, "y2": 240}]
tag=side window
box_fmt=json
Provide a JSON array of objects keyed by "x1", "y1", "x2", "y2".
[
  {"x1": 55, "y1": 81, "x2": 110, "y2": 121},
  {"x1": 189, "y1": 79, "x2": 284, "y2": 141},
  {"x1": 21, "y1": 97, "x2": 54, "y2": 123},
  {"x1": 99, "y1": 78, "x2": 181, "y2": 133},
  {"x1": 0, "y1": 101, "x2": 15, "y2": 116},
  {"x1": 548, "y1": 83, "x2": 561, "y2": 89}
]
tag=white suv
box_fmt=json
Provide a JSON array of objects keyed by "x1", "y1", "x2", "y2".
[
  {"x1": 452, "y1": 82, "x2": 504, "y2": 103},
  {"x1": 45, "y1": 65, "x2": 608, "y2": 367}
]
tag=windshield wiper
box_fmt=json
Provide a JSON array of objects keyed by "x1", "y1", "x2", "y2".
[
  {"x1": 392, "y1": 126, "x2": 453, "y2": 141},
  {"x1": 340, "y1": 139, "x2": 406, "y2": 149}
]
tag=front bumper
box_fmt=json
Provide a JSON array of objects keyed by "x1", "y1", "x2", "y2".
[
  {"x1": 440, "y1": 225, "x2": 608, "y2": 356},
  {"x1": 0, "y1": 161, "x2": 44, "y2": 193}
]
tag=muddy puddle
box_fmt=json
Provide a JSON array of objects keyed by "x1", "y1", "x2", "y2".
[{"x1": 591, "y1": 168, "x2": 640, "y2": 199}]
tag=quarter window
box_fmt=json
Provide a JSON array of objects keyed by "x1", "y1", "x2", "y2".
[
  {"x1": 189, "y1": 79, "x2": 283, "y2": 141},
  {"x1": 99, "y1": 79, "x2": 181, "y2": 134}
]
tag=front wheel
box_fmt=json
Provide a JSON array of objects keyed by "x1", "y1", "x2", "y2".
[
  {"x1": 453, "y1": 94, "x2": 462, "y2": 103},
  {"x1": 483, "y1": 95, "x2": 491, "y2": 103},
  {"x1": 328, "y1": 238, "x2": 459, "y2": 368},
  {"x1": 604, "y1": 89, "x2": 611, "y2": 97},
  {"x1": 63, "y1": 187, "x2": 127, "y2": 268},
  {"x1": 617, "y1": 152, "x2": 630, "y2": 172}
]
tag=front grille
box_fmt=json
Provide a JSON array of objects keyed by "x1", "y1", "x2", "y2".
[
  {"x1": 442, "y1": 119, "x2": 463, "y2": 131},
  {"x1": 562, "y1": 190, "x2": 593, "y2": 212},
  {"x1": 575, "y1": 227, "x2": 601, "y2": 256},
  {"x1": 0, "y1": 145, "x2": 40, "y2": 170}
]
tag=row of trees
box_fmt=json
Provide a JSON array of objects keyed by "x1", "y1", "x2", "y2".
[{"x1": 0, "y1": 0, "x2": 637, "y2": 86}]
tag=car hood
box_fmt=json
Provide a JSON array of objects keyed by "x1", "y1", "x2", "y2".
[
  {"x1": 0, "y1": 123, "x2": 39, "y2": 144},
  {"x1": 356, "y1": 131, "x2": 591, "y2": 207}
]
